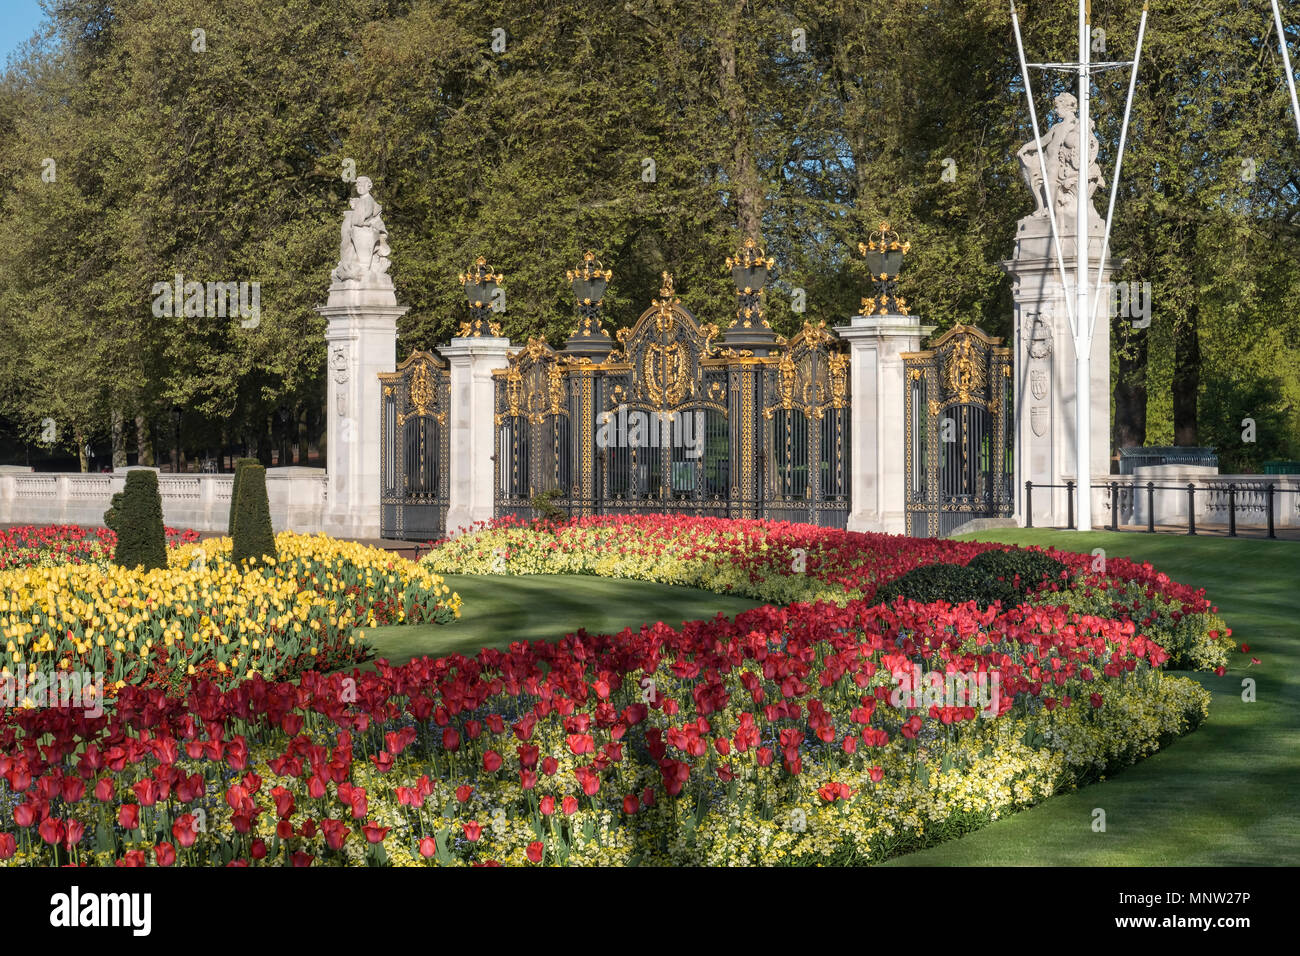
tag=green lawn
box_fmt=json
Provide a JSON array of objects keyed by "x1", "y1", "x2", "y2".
[
  {"x1": 887, "y1": 530, "x2": 1300, "y2": 866},
  {"x1": 363, "y1": 573, "x2": 761, "y2": 668}
]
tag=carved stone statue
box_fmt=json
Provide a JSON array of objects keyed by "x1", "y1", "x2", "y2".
[
  {"x1": 331, "y1": 176, "x2": 392, "y2": 287},
  {"x1": 1016, "y1": 92, "x2": 1105, "y2": 223}
]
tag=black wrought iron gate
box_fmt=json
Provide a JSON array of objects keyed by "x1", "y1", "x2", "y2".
[
  {"x1": 379, "y1": 350, "x2": 450, "y2": 539},
  {"x1": 903, "y1": 325, "x2": 1013, "y2": 537},
  {"x1": 490, "y1": 272, "x2": 851, "y2": 527}
]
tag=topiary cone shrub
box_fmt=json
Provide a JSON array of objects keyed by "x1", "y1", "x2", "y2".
[
  {"x1": 230, "y1": 463, "x2": 277, "y2": 566},
  {"x1": 227, "y1": 457, "x2": 259, "y2": 536},
  {"x1": 106, "y1": 469, "x2": 168, "y2": 571}
]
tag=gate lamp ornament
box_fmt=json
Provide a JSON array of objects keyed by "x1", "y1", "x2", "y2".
[
  {"x1": 858, "y1": 222, "x2": 911, "y2": 316},
  {"x1": 563, "y1": 251, "x2": 616, "y2": 360},
  {"x1": 458, "y1": 256, "x2": 504, "y2": 337},
  {"x1": 723, "y1": 237, "x2": 778, "y2": 355}
]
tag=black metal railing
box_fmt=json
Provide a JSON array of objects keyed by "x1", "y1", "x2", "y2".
[
  {"x1": 1024, "y1": 481, "x2": 1077, "y2": 530},
  {"x1": 1026, "y1": 478, "x2": 1295, "y2": 538}
]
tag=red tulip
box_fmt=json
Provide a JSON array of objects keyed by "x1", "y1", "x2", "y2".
[
  {"x1": 250, "y1": 839, "x2": 267, "y2": 860},
  {"x1": 118, "y1": 804, "x2": 139, "y2": 830},
  {"x1": 362, "y1": 822, "x2": 390, "y2": 843},
  {"x1": 483, "y1": 750, "x2": 503, "y2": 773},
  {"x1": 455, "y1": 784, "x2": 473, "y2": 803},
  {"x1": 38, "y1": 817, "x2": 65, "y2": 846},
  {"x1": 526, "y1": 841, "x2": 544, "y2": 863},
  {"x1": 463, "y1": 820, "x2": 482, "y2": 842},
  {"x1": 539, "y1": 795, "x2": 556, "y2": 816},
  {"x1": 0, "y1": 833, "x2": 14, "y2": 860},
  {"x1": 64, "y1": 820, "x2": 86, "y2": 848},
  {"x1": 172, "y1": 814, "x2": 198, "y2": 848},
  {"x1": 418, "y1": 836, "x2": 437, "y2": 858},
  {"x1": 155, "y1": 842, "x2": 176, "y2": 867},
  {"x1": 561, "y1": 796, "x2": 578, "y2": 816}
]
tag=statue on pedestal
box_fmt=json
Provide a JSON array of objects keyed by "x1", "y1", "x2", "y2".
[
  {"x1": 1016, "y1": 92, "x2": 1105, "y2": 224},
  {"x1": 331, "y1": 176, "x2": 392, "y2": 287}
]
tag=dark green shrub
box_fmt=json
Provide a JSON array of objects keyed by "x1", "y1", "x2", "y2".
[
  {"x1": 230, "y1": 464, "x2": 277, "y2": 566},
  {"x1": 531, "y1": 487, "x2": 567, "y2": 521},
  {"x1": 227, "y1": 457, "x2": 259, "y2": 536},
  {"x1": 106, "y1": 470, "x2": 168, "y2": 571},
  {"x1": 966, "y1": 547, "x2": 1069, "y2": 595},
  {"x1": 873, "y1": 562, "x2": 1000, "y2": 607},
  {"x1": 103, "y1": 492, "x2": 124, "y2": 533}
]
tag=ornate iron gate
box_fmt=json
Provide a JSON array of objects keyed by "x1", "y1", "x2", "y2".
[
  {"x1": 489, "y1": 267, "x2": 851, "y2": 527},
  {"x1": 494, "y1": 339, "x2": 575, "y2": 521},
  {"x1": 379, "y1": 350, "x2": 450, "y2": 540},
  {"x1": 903, "y1": 325, "x2": 1014, "y2": 537},
  {"x1": 761, "y1": 322, "x2": 851, "y2": 527}
]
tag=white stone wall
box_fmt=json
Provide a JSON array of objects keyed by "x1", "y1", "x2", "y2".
[
  {"x1": 0, "y1": 465, "x2": 326, "y2": 534},
  {"x1": 1085, "y1": 468, "x2": 1300, "y2": 530}
]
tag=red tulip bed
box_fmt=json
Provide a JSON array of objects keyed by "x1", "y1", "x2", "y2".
[
  {"x1": 0, "y1": 517, "x2": 1233, "y2": 866},
  {"x1": 0, "y1": 524, "x2": 200, "y2": 570}
]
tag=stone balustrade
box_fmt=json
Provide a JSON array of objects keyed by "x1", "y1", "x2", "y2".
[{"x1": 0, "y1": 465, "x2": 327, "y2": 534}]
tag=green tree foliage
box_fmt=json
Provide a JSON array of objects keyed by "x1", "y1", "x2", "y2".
[
  {"x1": 230, "y1": 463, "x2": 277, "y2": 566},
  {"x1": 106, "y1": 469, "x2": 168, "y2": 571},
  {"x1": 0, "y1": 0, "x2": 1295, "y2": 467}
]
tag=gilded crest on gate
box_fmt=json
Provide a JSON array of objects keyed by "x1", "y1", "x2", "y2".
[{"x1": 943, "y1": 335, "x2": 985, "y2": 405}]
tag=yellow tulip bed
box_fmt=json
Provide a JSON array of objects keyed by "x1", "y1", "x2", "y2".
[{"x1": 0, "y1": 531, "x2": 460, "y2": 692}]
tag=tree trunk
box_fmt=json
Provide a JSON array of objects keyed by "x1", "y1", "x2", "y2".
[
  {"x1": 719, "y1": 0, "x2": 762, "y2": 239},
  {"x1": 1172, "y1": 302, "x2": 1200, "y2": 445},
  {"x1": 258, "y1": 416, "x2": 274, "y2": 467},
  {"x1": 135, "y1": 413, "x2": 154, "y2": 466},
  {"x1": 110, "y1": 409, "x2": 128, "y2": 468},
  {"x1": 297, "y1": 407, "x2": 308, "y2": 465},
  {"x1": 1112, "y1": 319, "x2": 1148, "y2": 449},
  {"x1": 76, "y1": 427, "x2": 88, "y2": 473}
]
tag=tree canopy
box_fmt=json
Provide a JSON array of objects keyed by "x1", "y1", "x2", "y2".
[{"x1": 0, "y1": 0, "x2": 1296, "y2": 471}]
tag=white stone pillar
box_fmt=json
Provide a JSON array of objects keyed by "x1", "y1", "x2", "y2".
[
  {"x1": 1004, "y1": 221, "x2": 1115, "y2": 527},
  {"x1": 834, "y1": 313, "x2": 933, "y2": 534},
  {"x1": 442, "y1": 335, "x2": 512, "y2": 536},
  {"x1": 317, "y1": 291, "x2": 406, "y2": 539}
]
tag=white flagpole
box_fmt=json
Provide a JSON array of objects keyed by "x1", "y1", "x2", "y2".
[
  {"x1": 1075, "y1": 0, "x2": 1092, "y2": 530},
  {"x1": 1272, "y1": 0, "x2": 1300, "y2": 141},
  {"x1": 1088, "y1": 3, "x2": 1149, "y2": 339}
]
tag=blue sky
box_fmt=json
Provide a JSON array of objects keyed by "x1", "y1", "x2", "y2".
[{"x1": 0, "y1": 0, "x2": 48, "y2": 67}]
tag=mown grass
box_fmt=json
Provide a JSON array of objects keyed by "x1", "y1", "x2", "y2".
[
  {"x1": 886, "y1": 530, "x2": 1300, "y2": 865},
  {"x1": 363, "y1": 572, "x2": 761, "y2": 668}
]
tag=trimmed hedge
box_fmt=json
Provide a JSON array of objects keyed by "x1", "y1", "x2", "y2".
[
  {"x1": 103, "y1": 470, "x2": 167, "y2": 571},
  {"x1": 873, "y1": 562, "x2": 1002, "y2": 608},
  {"x1": 230, "y1": 464, "x2": 277, "y2": 566},
  {"x1": 873, "y1": 548, "x2": 1069, "y2": 610},
  {"x1": 966, "y1": 547, "x2": 1070, "y2": 592},
  {"x1": 227, "y1": 457, "x2": 259, "y2": 536}
]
